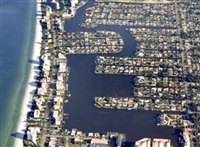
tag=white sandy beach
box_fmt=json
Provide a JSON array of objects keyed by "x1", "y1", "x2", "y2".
[{"x1": 14, "y1": 0, "x2": 42, "y2": 146}]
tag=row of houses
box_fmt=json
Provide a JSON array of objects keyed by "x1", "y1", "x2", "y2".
[{"x1": 135, "y1": 138, "x2": 171, "y2": 147}]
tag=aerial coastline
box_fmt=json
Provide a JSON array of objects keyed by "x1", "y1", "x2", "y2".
[{"x1": 13, "y1": 0, "x2": 200, "y2": 147}]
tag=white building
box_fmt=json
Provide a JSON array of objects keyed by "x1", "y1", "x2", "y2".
[
  {"x1": 53, "y1": 111, "x2": 61, "y2": 125},
  {"x1": 54, "y1": 96, "x2": 63, "y2": 110},
  {"x1": 59, "y1": 62, "x2": 66, "y2": 72},
  {"x1": 152, "y1": 138, "x2": 171, "y2": 147},
  {"x1": 57, "y1": 73, "x2": 63, "y2": 81},
  {"x1": 27, "y1": 127, "x2": 40, "y2": 145},
  {"x1": 183, "y1": 128, "x2": 190, "y2": 147},
  {"x1": 34, "y1": 110, "x2": 40, "y2": 119},
  {"x1": 49, "y1": 137, "x2": 56, "y2": 147},
  {"x1": 58, "y1": 53, "x2": 66, "y2": 59},
  {"x1": 135, "y1": 138, "x2": 151, "y2": 147},
  {"x1": 71, "y1": 0, "x2": 78, "y2": 7},
  {"x1": 91, "y1": 138, "x2": 108, "y2": 145},
  {"x1": 46, "y1": 6, "x2": 52, "y2": 17},
  {"x1": 56, "y1": 80, "x2": 64, "y2": 91}
]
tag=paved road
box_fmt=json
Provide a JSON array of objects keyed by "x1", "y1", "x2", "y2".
[{"x1": 174, "y1": 0, "x2": 187, "y2": 94}]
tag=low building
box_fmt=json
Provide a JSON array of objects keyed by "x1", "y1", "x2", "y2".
[
  {"x1": 91, "y1": 138, "x2": 108, "y2": 145},
  {"x1": 59, "y1": 62, "x2": 66, "y2": 72},
  {"x1": 135, "y1": 138, "x2": 151, "y2": 147},
  {"x1": 34, "y1": 110, "x2": 40, "y2": 119},
  {"x1": 57, "y1": 73, "x2": 63, "y2": 81},
  {"x1": 56, "y1": 80, "x2": 64, "y2": 91},
  {"x1": 58, "y1": 53, "x2": 66, "y2": 60},
  {"x1": 54, "y1": 96, "x2": 63, "y2": 110},
  {"x1": 74, "y1": 137, "x2": 83, "y2": 143},
  {"x1": 71, "y1": 0, "x2": 78, "y2": 7},
  {"x1": 152, "y1": 138, "x2": 171, "y2": 147}
]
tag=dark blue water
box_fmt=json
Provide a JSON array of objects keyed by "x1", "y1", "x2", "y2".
[
  {"x1": 0, "y1": 0, "x2": 36, "y2": 146},
  {"x1": 64, "y1": 0, "x2": 179, "y2": 146}
]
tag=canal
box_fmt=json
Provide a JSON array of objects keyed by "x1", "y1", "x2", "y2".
[{"x1": 64, "y1": 0, "x2": 179, "y2": 146}]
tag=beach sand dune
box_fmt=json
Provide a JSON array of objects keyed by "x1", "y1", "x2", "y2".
[{"x1": 14, "y1": 0, "x2": 42, "y2": 146}]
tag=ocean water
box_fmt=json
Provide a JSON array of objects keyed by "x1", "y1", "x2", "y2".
[{"x1": 0, "y1": 0, "x2": 36, "y2": 146}]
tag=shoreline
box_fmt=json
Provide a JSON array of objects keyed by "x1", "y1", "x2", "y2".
[{"x1": 14, "y1": 0, "x2": 42, "y2": 146}]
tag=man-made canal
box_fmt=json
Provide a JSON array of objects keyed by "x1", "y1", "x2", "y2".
[{"x1": 64, "y1": 0, "x2": 179, "y2": 146}]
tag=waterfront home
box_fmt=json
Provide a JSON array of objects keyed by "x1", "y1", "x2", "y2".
[
  {"x1": 91, "y1": 138, "x2": 108, "y2": 145},
  {"x1": 58, "y1": 53, "x2": 66, "y2": 60},
  {"x1": 71, "y1": 128, "x2": 77, "y2": 136},
  {"x1": 57, "y1": 73, "x2": 63, "y2": 81},
  {"x1": 54, "y1": 96, "x2": 63, "y2": 110},
  {"x1": 152, "y1": 138, "x2": 171, "y2": 147},
  {"x1": 56, "y1": 80, "x2": 64, "y2": 94},
  {"x1": 53, "y1": 110, "x2": 61, "y2": 125},
  {"x1": 183, "y1": 128, "x2": 190, "y2": 147},
  {"x1": 88, "y1": 132, "x2": 94, "y2": 138},
  {"x1": 59, "y1": 62, "x2": 66, "y2": 72},
  {"x1": 135, "y1": 138, "x2": 151, "y2": 147}
]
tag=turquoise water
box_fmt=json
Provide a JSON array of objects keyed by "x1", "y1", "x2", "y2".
[{"x1": 0, "y1": 0, "x2": 36, "y2": 146}]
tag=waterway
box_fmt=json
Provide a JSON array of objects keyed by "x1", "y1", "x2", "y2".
[{"x1": 64, "y1": 0, "x2": 179, "y2": 146}]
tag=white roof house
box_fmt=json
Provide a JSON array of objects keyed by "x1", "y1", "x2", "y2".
[
  {"x1": 152, "y1": 138, "x2": 171, "y2": 147},
  {"x1": 58, "y1": 53, "x2": 66, "y2": 59},
  {"x1": 56, "y1": 80, "x2": 64, "y2": 91},
  {"x1": 91, "y1": 138, "x2": 108, "y2": 145},
  {"x1": 135, "y1": 138, "x2": 151, "y2": 147},
  {"x1": 34, "y1": 110, "x2": 40, "y2": 119},
  {"x1": 53, "y1": 111, "x2": 61, "y2": 125},
  {"x1": 59, "y1": 62, "x2": 66, "y2": 72},
  {"x1": 183, "y1": 134, "x2": 190, "y2": 147}
]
